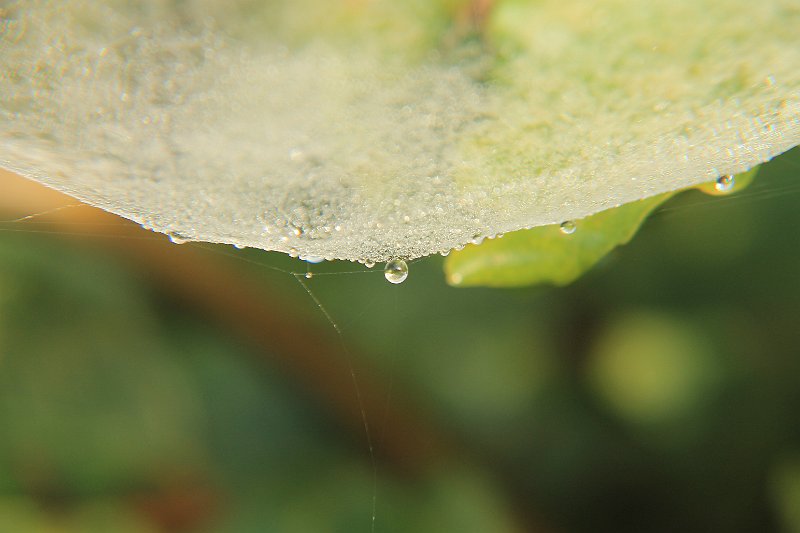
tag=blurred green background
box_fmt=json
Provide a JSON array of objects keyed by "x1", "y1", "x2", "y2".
[{"x1": 0, "y1": 148, "x2": 799, "y2": 532}]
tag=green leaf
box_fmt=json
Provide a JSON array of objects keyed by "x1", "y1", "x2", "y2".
[
  {"x1": 444, "y1": 194, "x2": 672, "y2": 288},
  {"x1": 444, "y1": 167, "x2": 759, "y2": 288}
]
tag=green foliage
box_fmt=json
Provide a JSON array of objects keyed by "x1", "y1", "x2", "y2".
[
  {"x1": 771, "y1": 456, "x2": 800, "y2": 533},
  {"x1": 445, "y1": 167, "x2": 758, "y2": 288},
  {"x1": 585, "y1": 311, "x2": 723, "y2": 429},
  {"x1": 444, "y1": 193, "x2": 671, "y2": 287},
  {"x1": 0, "y1": 239, "x2": 208, "y2": 494}
]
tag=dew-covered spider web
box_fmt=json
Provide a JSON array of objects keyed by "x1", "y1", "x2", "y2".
[{"x1": 1, "y1": 0, "x2": 799, "y2": 263}]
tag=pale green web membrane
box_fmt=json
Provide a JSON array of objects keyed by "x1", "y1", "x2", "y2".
[{"x1": 1, "y1": 0, "x2": 799, "y2": 263}]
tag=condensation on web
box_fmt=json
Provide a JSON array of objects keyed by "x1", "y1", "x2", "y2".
[{"x1": 1, "y1": 1, "x2": 798, "y2": 263}]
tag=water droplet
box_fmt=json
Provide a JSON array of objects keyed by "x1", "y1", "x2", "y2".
[
  {"x1": 714, "y1": 174, "x2": 735, "y2": 192},
  {"x1": 305, "y1": 272, "x2": 313, "y2": 279},
  {"x1": 167, "y1": 232, "x2": 189, "y2": 244},
  {"x1": 303, "y1": 256, "x2": 325, "y2": 264},
  {"x1": 365, "y1": 261, "x2": 376, "y2": 269},
  {"x1": 288, "y1": 248, "x2": 298, "y2": 258},
  {"x1": 559, "y1": 221, "x2": 577, "y2": 235},
  {"x1": 384, "y1": 259, "x2": 408, "y2": 284},
  {"x1": 471, "y1": 234, "x2": 485, "y2": 245},
  {"x1": 233, "y1": 243, "x2": 246, "y2": 250},
  {"x1": 440, "y1": 250, "x2": 450, "y2": 257}
]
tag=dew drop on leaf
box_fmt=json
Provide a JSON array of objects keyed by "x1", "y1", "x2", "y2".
[
  {"x1": 559, "y1": 221, "x2": 577, "y2": 235},
  {"x1": 714, "y1": 175, "x2": 735, "y2": 193}
]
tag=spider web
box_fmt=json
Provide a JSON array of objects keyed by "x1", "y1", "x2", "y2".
[{"x1": 1, "y1": 0, "x2": 799, "y2": 264}]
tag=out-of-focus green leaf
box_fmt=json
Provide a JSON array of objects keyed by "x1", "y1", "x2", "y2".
[
  {"x1": 444, "y1": 167, "x2": 758, "y2": 288},
  {"x1": 0, "y1": 498, "x2": 154, "y2": 533},
  {"x1": 585, "y1": 311, "x2": 722, "y2": 429},
  {"x1": 770, "y1": 456, "x2": 800, "y2": 533},
  {"x1": 0, "y1": 235, "x2": 209, "y2": 494}
]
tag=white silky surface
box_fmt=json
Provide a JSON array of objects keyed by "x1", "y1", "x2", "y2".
[{"x1": 1, "y1": 1, "x2": 798, "y2": 262}]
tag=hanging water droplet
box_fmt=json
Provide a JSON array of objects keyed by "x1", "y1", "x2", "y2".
[
  {"x1": 384, "y1": 259, "x2": 408, "y2": 284},
  {"x1": 365, "y1": 261, "x2": 376, "y2": 269},
  {"x1": 233, "y1": 243, "x2": 246, "y2": 250},
  {"x1": 305, "y1": 272, "x2": 313, "y2": 279},
  {"x1": 714, "y1": 174, "x2": 735, "y2": 192},
  {"x1": 559, "y1": 221, "x2": 577, "y2": 235},
  {"x1": 288, "y1": 248, "x2": 298, "y2": 258},
  {"x1": 167, "y1": 231, "x2": 189, "y2": 244},
  {"x1": 302, "y1": 256, "x2": 325, "y2": 264}
]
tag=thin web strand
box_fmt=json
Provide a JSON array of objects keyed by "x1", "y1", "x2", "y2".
[{"x1": 294, "y1": 273, "x2": 379, "y2": 533}]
